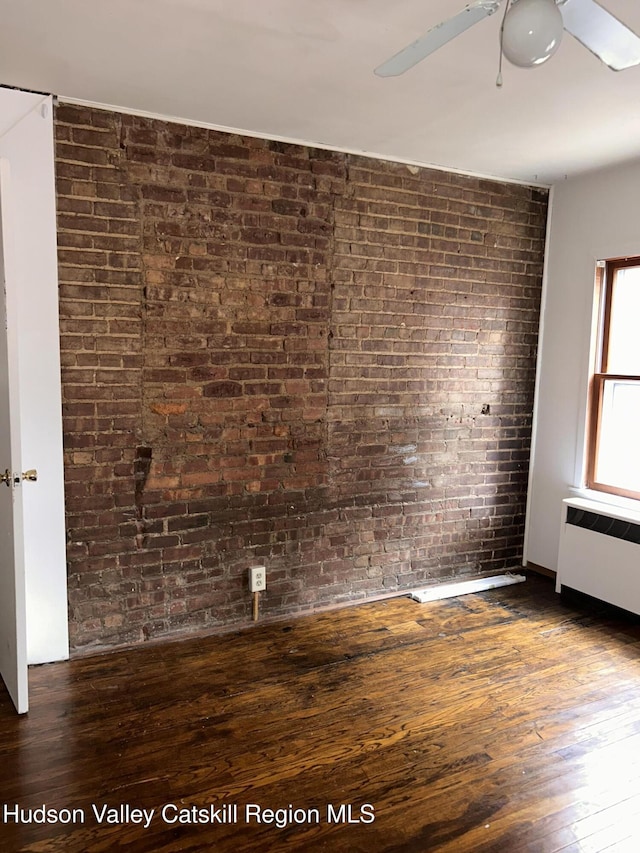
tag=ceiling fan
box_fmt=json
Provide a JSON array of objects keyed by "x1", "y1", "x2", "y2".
[{"x1": 374, "y1": 0, "x2": 640, "y2": 79}]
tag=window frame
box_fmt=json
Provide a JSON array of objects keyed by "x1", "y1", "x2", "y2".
[{"x1": 586, "y1": 256, "x2": 640, "y2": 501}]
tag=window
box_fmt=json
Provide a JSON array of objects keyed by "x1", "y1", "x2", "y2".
[{"x1": 587, "y1": 258, "x2": 640, "y2": 500}]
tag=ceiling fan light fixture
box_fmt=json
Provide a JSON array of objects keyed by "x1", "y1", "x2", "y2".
[{"x1": 501, "y1": 0, "x2": 564, "y2": 67}]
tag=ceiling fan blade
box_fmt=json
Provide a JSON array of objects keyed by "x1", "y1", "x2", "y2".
[
  {"x1": 560, "y1": 0, "x2": 640, "y2": 70},
  {"x1": 374, "y1": 0, "x2": 502, "y2": 77}
]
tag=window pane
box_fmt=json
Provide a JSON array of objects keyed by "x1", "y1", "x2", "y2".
[
  {"x1": 607, "y1": 266, "x2": 640, "y2": 374},
  {"x1": 595, "y1": 379, "x2": 640, "y2": 492}
]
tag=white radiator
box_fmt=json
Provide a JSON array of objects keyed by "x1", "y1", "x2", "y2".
[{"x1": 556, "y1": 497, "x2": 640, "y2": 614}]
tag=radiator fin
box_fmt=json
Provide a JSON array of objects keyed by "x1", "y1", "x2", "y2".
[{"x1": 566, "y1": 506, "x2": 640, "y2": 545}]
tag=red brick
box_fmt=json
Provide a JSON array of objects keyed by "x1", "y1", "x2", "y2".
[{"x1": 56, "y1": 104, "x2": 547, "y2": 652}]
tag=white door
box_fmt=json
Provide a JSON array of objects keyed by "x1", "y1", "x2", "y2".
[{"x1": 0, "y1": 161, "x2": 28, "y2": 714}]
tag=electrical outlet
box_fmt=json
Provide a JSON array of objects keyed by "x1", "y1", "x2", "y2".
[{"x1": 249, "y1": 566, "x2": 266, "y2": 593}]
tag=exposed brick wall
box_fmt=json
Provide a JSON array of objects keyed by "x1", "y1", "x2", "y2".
[{"x1": 55, "y1": 104, "x2": 548, "y2": 651}]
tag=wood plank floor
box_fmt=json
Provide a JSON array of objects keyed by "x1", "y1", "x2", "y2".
[{"x1": 2, "y1": 572, "x2": 640, "y2": 852}]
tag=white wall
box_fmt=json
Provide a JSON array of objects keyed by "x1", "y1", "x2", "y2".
[
  {"x1": 525, "y1": 157, "x2": 640, "y2": 572},
  {"x1": 0, "y1": 88, "x2": 69, "y2": 664}
]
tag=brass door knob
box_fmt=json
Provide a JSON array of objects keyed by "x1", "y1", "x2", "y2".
[
  {"x1": 1, "y1": 469, "x2": 10, "y2": 487},
  {"x1": 22, "y1": 469, "x2": 38, "y2": 482}
]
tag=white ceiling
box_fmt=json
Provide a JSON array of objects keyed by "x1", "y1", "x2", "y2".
[{"x1": 2, "y1": 0, "x2": 640, "y2": 185}]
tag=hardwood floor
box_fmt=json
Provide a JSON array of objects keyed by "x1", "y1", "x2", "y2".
[{"x1": 2, "y1": 572, "x2": 640, "y2": 852}]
